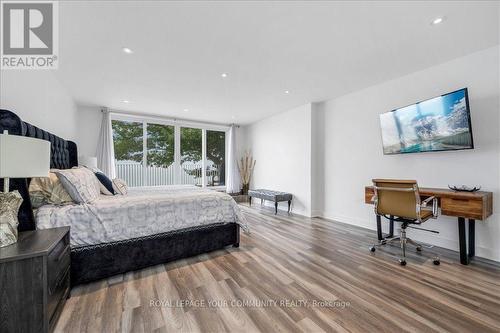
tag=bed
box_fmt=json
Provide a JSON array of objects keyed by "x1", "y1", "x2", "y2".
[{"x1": 0, "y1": 109, "x2": 244, "y2": 285}]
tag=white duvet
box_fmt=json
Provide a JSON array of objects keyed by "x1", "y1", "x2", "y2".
[{"x1": 36, "y1": 185, "x2": 248, "y2": 248}]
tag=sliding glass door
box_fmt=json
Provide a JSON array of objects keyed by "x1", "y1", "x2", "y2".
[{"x1": 112, "y1": 118, "x2": 226, "y2": 188}]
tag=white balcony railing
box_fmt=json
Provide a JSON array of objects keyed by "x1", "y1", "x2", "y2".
[{"x1": 115, "y1": 161, "x2": 222, "y2": 187}]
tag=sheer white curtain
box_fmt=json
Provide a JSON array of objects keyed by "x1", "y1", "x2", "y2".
[
  {"x1": 96, "y1": 109, "x2": 116, "y2": 178},
  {"x1": 226, "y1": 125, "x2": 241, "y2": 193}
]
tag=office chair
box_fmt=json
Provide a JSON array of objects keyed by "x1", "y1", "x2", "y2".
[{"x1": 369, "y1": 179, "x2": 440, "y2": 266}]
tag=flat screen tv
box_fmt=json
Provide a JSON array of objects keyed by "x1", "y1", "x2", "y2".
[{"x1": 380, "y1": 88, "x2": 474, "y2": 155}]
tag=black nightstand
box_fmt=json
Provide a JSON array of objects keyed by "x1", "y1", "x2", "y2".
[{"x1": 0, "y1": 227, "x2": 70, "y2": 333}]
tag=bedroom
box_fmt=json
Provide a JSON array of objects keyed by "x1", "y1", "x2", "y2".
[{"x1": 0, "y1": 1, "x2": 499, "y2": 332}]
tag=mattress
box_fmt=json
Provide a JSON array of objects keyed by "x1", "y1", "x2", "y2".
[{"x1": 35, "y1": 185, "x2": 248, "y2": 248}]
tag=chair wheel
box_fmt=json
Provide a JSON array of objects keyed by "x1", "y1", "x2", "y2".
[
  {"x1": 399, "y1": 259, "x2": 407, "y2": 266},
  {"x1": 433, "y1": 259, "x2": 440, "y2": 265},
  {"x1": 369, "y1": 246, "x2": 376, "y2": 252},
  {"x1": 416, "y1": 246, "x2": 422, "y2": 252}
]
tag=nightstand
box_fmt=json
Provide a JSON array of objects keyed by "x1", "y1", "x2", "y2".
[{"x1": 0, "y1": 227, "x2": 70, "y2": 333}]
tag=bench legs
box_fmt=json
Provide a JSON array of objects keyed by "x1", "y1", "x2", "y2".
[
  {"x1": 275, "y1": 200, "x2": 291, "y2": 214},
  {"x1": 249, "y1": 195, "x2": 292, "y2": 215}
]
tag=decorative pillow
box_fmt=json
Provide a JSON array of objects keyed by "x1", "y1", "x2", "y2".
[
  {"x1": 29, "y1": 171, "x2": 74, "y2": 208},
  {"x1": 112, "y1": 178, "x2": 128, "y2": 195},
  {"x1": 55, "y1": 167, "x2": 101, "y2": 203},
  {"x1": 0, "y1": 191, "x2": 23, "y2": 247},
  {"x1": 95, "y1": 172, "x2": 115, "y2": 195}
]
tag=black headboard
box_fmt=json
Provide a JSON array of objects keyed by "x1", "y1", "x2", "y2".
[{"x1": 0, "y1": 109, "x2": 78, "y2": 231}]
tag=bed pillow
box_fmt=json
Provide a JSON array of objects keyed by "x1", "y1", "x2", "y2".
[
  {"x1": 29, "y1": 171, "x2": 74, "y2": 208},
  {"x1": 94, "y1": 171, "x2": 115, "y2": 195},
  {"x1": 55, "y1": 167, "x2": 101, "y2": 203},
  {"x1": 112, "y1": 178, "x2": 128, "y2": 195}
]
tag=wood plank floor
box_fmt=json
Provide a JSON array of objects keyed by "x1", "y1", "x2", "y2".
[{"x1": 55, "y1": 204, "x2": 500, "y2": 333}]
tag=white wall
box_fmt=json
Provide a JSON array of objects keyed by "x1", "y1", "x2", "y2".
[
  {"x1": 311, "y1": 102, "x2": 325, "y2": 217},
  {"x1": 0, "y1": 71, "x2": 78, "y2": 141},
  {"x1": 244, "y1": 104, "x2": 313, "y2": 216},
  {"x1": 76, "y1": 106, "x2": 102, "y2": 158},
  {"x1": 319, "y1": 46, "x2": 500, "y2": 261}
]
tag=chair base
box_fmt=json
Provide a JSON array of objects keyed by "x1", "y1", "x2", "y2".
[{"x1": 370, "y1": 229, "x2": 440, "y2": 266}]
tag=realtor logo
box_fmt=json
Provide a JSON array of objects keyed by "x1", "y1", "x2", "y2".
[{"x1": 1, "y1": 1, "x2": 58, "y2": 69}]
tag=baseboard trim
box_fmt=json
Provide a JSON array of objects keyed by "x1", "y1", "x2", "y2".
[{"x1": 319, "y1": 211, "x2": 499, "y2": 263}]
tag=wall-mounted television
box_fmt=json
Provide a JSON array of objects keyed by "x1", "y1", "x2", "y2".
[{"x1": 380, "y1": 88, "x2": 474, "y2": 155}]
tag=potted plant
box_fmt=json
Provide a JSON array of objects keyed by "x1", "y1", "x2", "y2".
[{"x1": 238, "y1": 151, "x2": 256, "y2": 195}]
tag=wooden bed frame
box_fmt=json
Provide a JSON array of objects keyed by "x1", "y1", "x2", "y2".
[{"x1": 0, "y1": 109, "x2": 240, "y2": 285}]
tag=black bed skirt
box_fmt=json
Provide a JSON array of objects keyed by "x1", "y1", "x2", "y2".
[{"x1": 70, "y1": 223, "x2": 240, "y2": 285}]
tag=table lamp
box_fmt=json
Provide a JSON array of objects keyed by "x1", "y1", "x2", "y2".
[
  {"x1": 79, "y1": 156, "x2": 98, "y2": 169},
  {"x1": 0, "y1": 130, "x2": 51, "y2": 192},
  {"x1": 0, "y1": 130, "x2": 50, "y2": 247}
]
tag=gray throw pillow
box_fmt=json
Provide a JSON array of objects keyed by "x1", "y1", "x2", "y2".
[{"x1": 55, "y1": 167, "x2": 101, "y2": 204}]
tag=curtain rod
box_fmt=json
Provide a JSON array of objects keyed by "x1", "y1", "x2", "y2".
[{"x1": 101, "y1": 108, "x2": 240, "y2": 128}]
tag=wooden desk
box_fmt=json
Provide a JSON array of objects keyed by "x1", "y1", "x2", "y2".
[{"x1": 365, "y1": 186, "x2": 493, "y2": 265}]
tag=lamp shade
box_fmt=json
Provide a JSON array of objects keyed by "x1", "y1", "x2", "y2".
[
  {"x1": 79, "y1": 156, "x2": 98, "y2": 169},
  {"x1": 0, "y1": 133, "x2": 50, "y2": 178}
]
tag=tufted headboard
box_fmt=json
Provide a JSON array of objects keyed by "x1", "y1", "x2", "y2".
[{"x1": 0, "y1": 109, "x2": 78, "y2": 231}]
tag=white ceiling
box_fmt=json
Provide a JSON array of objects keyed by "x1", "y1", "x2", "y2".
[{"x1": 55, "y1": 1, "x2": 499, "y2": 125}]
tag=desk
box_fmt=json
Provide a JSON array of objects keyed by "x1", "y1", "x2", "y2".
[{"x1": 365, "y1": 186, "x2": 493, "y2": 265}]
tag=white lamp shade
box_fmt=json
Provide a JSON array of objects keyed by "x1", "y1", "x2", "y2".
[
  {"x1": 79, "y1": 156, "x2": 98, "y2": 169},
  {"x1": 0, "y1": 133, "x2": 51, "y2": 178}
]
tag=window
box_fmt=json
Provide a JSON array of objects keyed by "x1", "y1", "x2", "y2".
[
  {"x1": 180, "y1": 127, "x2": 203, "y2": 185},
  {"x1": 206, "y1": 130, "x2": 225, "y2": 186},
  {"x1": 112, "y1": 117, "x2": 227, "y2": 188},
  {"x1": 146, "y1": 123, "x2": 175, "y2": 185},
  {"x1": 147, "y1": 124, "x2": 174, "y2": 168},
  {"x1": 112, "y1": 120, "x2": 144, "y2": 186}
]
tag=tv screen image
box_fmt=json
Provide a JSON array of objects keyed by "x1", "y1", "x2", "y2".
[{"x1": 380, "y1": 88, "x2": 473, "y2": 155}]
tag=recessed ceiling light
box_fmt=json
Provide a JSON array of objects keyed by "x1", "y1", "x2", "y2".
[
  {"x1": 122, "y1": 100, "x2": 130, "y2": 103},
  {"x1": 284, "y1": 90, "x2": 290, "y2": 94},
  {"x1": 231, "y1": 115, "x2": 236, "y2": 119},
  {"x1": 221, "y1": 73, "x2": 228, "y2": 78},
  {"x1": 183, "y1": 108, "x2": 189, "y2": 112},
  {"x1": 122, "y1": 47, "x2": 133, "y2": 54},
  {"x1": 431, "y1": 17, "x2": 444, "y2": 25}
]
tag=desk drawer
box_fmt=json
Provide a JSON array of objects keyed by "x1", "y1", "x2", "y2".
[{"x1": 441, "y1": 197, "x2": 484, "y2": 220}]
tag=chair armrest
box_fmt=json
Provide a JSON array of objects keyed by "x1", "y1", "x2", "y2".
[
  {"x1": 421, "y1": 196, "x2": 438, "y2": 218},
  {"x1": 421, "y1": 196, "x2": 435, "y2": 207}
]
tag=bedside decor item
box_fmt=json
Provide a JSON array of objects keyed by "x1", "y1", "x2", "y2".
[
  {"x1": 0, "y1": 191, "x2": 23, "y2": 247},
  {"x1": 0, "y1": 130, "x2": 50, "y2": 246},
  {"x1": 448, "y1": 185, "x2": 481, "y2": 192},
  {"x1": 238, "y1": 150, "x2": 256, "y2": 195}
]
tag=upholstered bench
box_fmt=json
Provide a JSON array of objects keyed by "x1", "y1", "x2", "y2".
[{"x1": 248, "y1": 189, "x2": 293, "y2": 214}]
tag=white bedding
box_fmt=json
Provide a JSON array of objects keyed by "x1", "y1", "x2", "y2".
[{"x1": 35, "y1": 185, "x2": 248, "y2": 248}]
